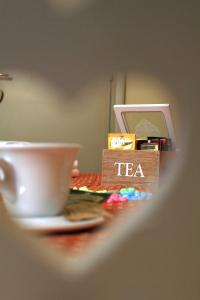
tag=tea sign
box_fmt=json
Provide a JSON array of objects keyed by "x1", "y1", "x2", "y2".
[
  {"x1": 101, "y1": 149, "x2": 160, "y2": 191},
  {"x1": 114, "y1": 162, "x2": 144, "y2": 177}
]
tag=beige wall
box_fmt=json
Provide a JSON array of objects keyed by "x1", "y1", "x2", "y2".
[{"x1": 0, "y1": 72, "x2": 110, "y2": 172}]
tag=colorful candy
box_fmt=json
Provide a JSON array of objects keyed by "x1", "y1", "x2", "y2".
[
  {"x1": 106, "y1": 193, "x2": 128, "y2": 204},
  {"x1": 71, "y1": 184, "x2": 152, "y2": 203},
  {"x1": 119, "y1": 188, "x2": 152, "y2": 201}
]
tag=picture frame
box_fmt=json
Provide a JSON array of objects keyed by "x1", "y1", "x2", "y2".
[{"x1": 113, "y1": 104, "x2": 176, "y2": 148}]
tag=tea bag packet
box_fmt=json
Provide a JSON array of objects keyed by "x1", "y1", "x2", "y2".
[
  {"x1": 64, "y1": 190, "x2": 112, "y2": 221},
  {"x1": 108, "y1": 133, "x2": 136, "y2": 150},
  {"x1": 64, "y1": 202, "x2": 112, "y2": 221},
  {"x1": 68, "y1": 189, "x2": 110, "y2": 203}
]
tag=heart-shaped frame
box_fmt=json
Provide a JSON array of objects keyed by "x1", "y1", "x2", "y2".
[{"x1": 0, "y1": 1, "x2": 199, "y2": 299}]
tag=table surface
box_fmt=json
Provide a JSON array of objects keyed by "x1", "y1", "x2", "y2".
[
  {"x1": 39, "y1": 173, "x2": 149, "y2": 261},
  {"x1": 0, "y1": 173, "x2": 149, "y2": 261}
]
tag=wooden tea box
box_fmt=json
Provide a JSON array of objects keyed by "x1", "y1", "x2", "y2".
[{"x1": 101, "y1": 149, "x2": 172, "y2": 192}]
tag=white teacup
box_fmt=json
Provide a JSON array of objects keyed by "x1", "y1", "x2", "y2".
[{"x1": 0, "y1": 143, "x2": 80, "y2": 217}]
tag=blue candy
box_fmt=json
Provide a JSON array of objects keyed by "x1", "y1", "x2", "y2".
[{"x1": 119, "y1": 187, "x2": 152, "y2": 201}]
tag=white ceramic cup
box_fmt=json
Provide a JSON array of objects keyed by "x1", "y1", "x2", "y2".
[{"x1": 0, "y1": 143, "x2": 80, "y2": 217}]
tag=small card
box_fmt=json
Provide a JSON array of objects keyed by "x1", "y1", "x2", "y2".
[{"x1": 108, "y1": 133, "x2": 136, "y2": 150}]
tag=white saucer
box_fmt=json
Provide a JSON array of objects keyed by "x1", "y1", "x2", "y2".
[{"x1": 13, "y1": 215, "x2": 105, "y2": 233}]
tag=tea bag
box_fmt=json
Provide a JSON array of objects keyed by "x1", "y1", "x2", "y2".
[
  {"x1": 64, "y1": 190, "x2": 112, "y2": 221},
  {"x1": 64, "y1": 202, "x2": 112, "y2": 221}
]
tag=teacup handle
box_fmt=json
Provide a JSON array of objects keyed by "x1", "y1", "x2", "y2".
[
  {"x1": 0, "y1": 159, "x2": 16, "y2": 204},
  {"x1": 0, "y1": 162, "x2": 6, "y2": 183},
  {"x1": 0, "y1": 161, "x2": 7, "y2": 201}
]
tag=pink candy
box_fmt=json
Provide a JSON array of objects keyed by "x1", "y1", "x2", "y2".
[{"x1": 106, "y1": 193, "x2": 128, "y2": 203}]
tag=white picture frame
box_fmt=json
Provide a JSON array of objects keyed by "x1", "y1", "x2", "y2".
[{"x1": 113, "y1": 104, "x2": 176, "y2": 148}]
